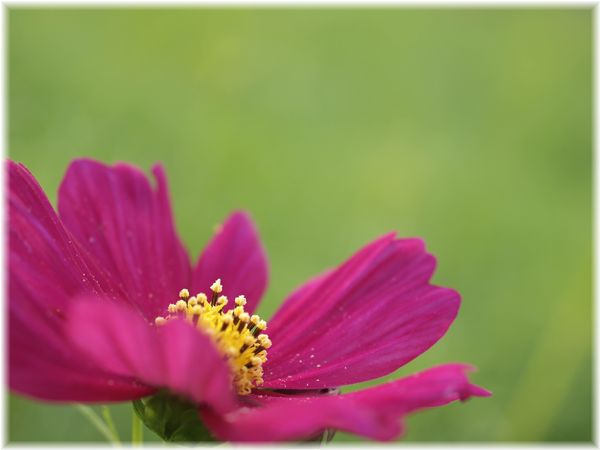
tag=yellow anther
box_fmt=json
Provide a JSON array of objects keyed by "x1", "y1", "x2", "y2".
[
  {"x1": 235, "y1": 295, "x2": 247, "y2": 306},
  {"x1": 239, "y1": 312, "x2": 250, "y2": 323},
  {"x1": 154, "y1": 317, "x2": 167, "y2": 326},
  {"x1": 211, "y1": 279, "x2": 223, "y2": 294},
  {"x1": 250, "y1": 356, "x2": 262, "y2": 367},
  {"x1": 257, "y1": 320, "x2": 267, "y2": 331},
  {"x1": 217, "y1": 295, "x2": 228, "y2": 306},
  {"x1": 176, "y1": 300, "x2": 187, "y2": 312},
  {"x1": 188, "y1": 297, "x2": 198, "y2": 307},
  {"x1": 250, "y1": 315, "x2": 260, "y2": 325},
  {"x1": 179, "y1": 288, "x2": 190, "y2": 300},
  {"x1": 248, "y1": 366, "x2": 261, "y2": 376},
  {"x1": 244, "y1": 335, "x2": 256, "y2": 346},
  {"x1": 233, "y1": 306, "x2": 244, "y2": 317},
  {"x1": 191, "y1": 305, "x2": 202, "y2": 315},
  {"x1": 258, "y1": 334, "x2": 272, "y2": 348},
  {"x1": 167, "y1": 304, "x2": 177, "y2": 314}
]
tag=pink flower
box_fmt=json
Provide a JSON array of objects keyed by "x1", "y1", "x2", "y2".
[{"x1": 9, "y1": 159, "x2": 490, "y2": 442}]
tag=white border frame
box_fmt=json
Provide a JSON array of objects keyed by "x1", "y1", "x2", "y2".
[{"x1": 1, "y1": 1, "x2": 596, "y2": 448}]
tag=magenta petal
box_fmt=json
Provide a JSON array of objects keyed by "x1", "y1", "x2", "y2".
[
  {"x1": 67, "y1": 299, "x2": 237, "y2": 414},
  {"x1": 192, "y1": 211, "x2": 268, "y2": 313},
  {"x1": 11, "y1": 332, "x2": 153, "y2": 402},
  {"x1": 263, "y1": 234, "x2": 460, "y2": 389},
  {"x1": 202, "y1": 364, "x2": 490, "y2": 442},
  {"x1": 10, "y1": 291, "x2": 153, "y2": 402},
  {"x1": 58, "y1": 159, "x2": 191, "y2": 319},
  {"x1": 8, "y1": 161, "x2": 147, "y2": 402},
  {"x1": 9, "y1": 161, "x2": 125, "y2": 306}
]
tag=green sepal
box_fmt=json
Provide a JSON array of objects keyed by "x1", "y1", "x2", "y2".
[{"x1": 132, "y1": 390, "x2": 217, "y2": 443}]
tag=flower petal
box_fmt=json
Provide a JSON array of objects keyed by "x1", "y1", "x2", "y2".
[
  {"x1": 8, "y1": 161, "x2": 147, "y2": 402},
  {"x1": 10, "y1": 284, "x2": 153, "y2": 402},
  {"x1": 66, "y1": 298, "x2": 237, "y2": 415},
  {"x1": 58, "y1": 159, "x2": 191, "y2": 319},
  {"x1": 263, "y1": 234, "x2": 460, "y2": 389},
  {"x1": 201, "y1": 364, "x2": 491, "y2": 442},
  {"x1": 192, "y1": 211, "x2": 268, "y2": 313},
  {"x1": 10, "y1": 312, "x2": 153, "y2": 402}
]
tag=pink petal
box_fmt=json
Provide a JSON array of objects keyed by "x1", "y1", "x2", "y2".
[
  {"x1": 10, "y1": 325, "x2": 153, "y2": 402},
  {"x1": 263, "y1": 234, "x2": 460, "y2": 389},
  {"x1": 9, "y1": 161, "x2": 126, "y2": 306},
  {"x1": 8, "y1": 161, "x2": 147, "y2": 401},
  {"x1": 58, "y1": 159, "x2": 191, "y2": 319},
  {"x1": 67, "y1": 298, "x2": 237, "y2": 415},
  {"x1": 201, "y1": 364, "x2": 491, "y2": 442},
  {"x1": 10, "y1": 290, "x2": 153, "y2": 402},
  {"x1": 192, "y1": 211, "x2": 268, "y2": 313}
]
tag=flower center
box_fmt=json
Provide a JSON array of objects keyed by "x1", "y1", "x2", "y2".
[{"x1": 154, "y1": 279, "x2": 271, "y2": 395}]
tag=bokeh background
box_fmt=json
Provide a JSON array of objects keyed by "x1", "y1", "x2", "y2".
[{"x1": 8, "y1": 7, "x2": 591, "y2": 443}]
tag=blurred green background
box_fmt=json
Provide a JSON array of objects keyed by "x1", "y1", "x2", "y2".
[{"x1": 8, "y1": 7, "x2": 591, "y2": 443}]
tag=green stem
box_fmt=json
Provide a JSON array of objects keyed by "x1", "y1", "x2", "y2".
[
  {"x1": 75, "y1": 404, "x2": 121, "y2": 445},
  {"x1": 132, "y1": 408, "x2": 143, "y2": 445},
  {"x1": 102, "y1": 406, "x2": 121, "y2": 443}
]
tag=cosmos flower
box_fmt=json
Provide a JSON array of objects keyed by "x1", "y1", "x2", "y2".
[{"x1": 9, "y1": 159, "x2": 489, "y2": 442}]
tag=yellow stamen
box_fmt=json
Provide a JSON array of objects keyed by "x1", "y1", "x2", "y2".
[
  {"x1": 154, "y1": 279, "x2": 270, "y2": 396},
  {"x1": 211, "y1": 279, "x2": 223, "y2": 294}
]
